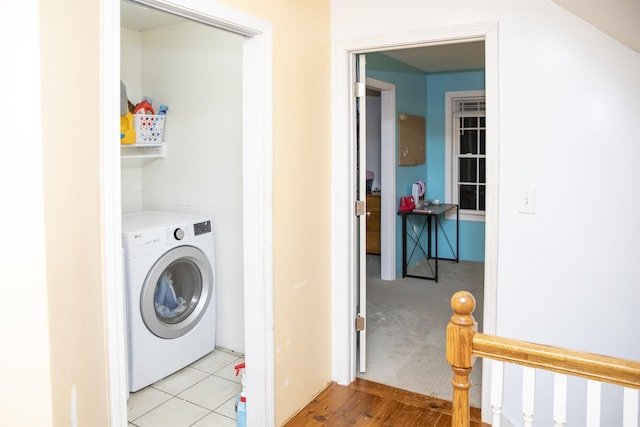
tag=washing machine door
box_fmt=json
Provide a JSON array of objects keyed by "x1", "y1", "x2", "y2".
[{"x1": 140, "y1": 245, "x2": 214, "y2": 339}]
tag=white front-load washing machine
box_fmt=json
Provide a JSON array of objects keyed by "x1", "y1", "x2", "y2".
[{"x1": 122, "y1": 211, "x2": 216, "y2": 392}]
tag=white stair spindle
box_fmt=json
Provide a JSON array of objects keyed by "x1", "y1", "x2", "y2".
[
  {"x1": 491, "y1": 360, "x2": 504, "y2": 427},
  {"x1": 623, "y1": 387, "x2": 639, "y2": 427},
  {"x1": 553, "y1": 373, "x2": 567, "y2": 427},
  {"x1": 585, "y1": 380, "x2": 601, "y2": 427},
  {"x1": 522, "y1": 367, "x2": 535, "y2": 427}
]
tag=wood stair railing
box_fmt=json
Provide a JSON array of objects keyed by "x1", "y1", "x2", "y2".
[{"x1": 446, "y1": 291, "x2": 640, "y2": 427}]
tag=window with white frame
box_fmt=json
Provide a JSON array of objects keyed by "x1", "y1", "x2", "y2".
[{"x1": 445, "y1": 91, "x2": 486, "y2": 221}]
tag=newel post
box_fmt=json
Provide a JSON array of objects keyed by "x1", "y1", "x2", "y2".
[{"x1": 446, "y1": 291, "x2": 477, "y2": 427}]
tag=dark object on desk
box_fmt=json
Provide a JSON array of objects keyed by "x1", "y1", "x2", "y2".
[
  {"x1": 413, "y1": 203, "x2": 433, "y2": 213},
  {"x1": 398, "y1": 204, "x2": 459, "y2": 282},
  {"x1": 366, "y1": 170, "x2": 374, "y2": 193}
]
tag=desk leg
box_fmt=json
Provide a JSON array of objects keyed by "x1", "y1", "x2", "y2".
[
  {"x1": 434, "y1": 215, "x2": 439, "y2": 282},
  {"x1": 402, "y1": 214, "x2": 407, "y2": 277},
  {"x1": 427, "y1": 216, "x2": 432, "y2": 260}
]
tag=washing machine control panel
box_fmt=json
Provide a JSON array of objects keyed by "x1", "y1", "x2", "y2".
[
  {"x1": 174, "y1": 228, "x2": 185, "y2": 240},
  {"x1": 193, "y1": 220, "x2": 212, "y2": 236}
]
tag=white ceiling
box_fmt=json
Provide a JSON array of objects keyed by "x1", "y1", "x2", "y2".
[
  {"x1": 552, "y1": 0, "x2": 640, "y2": 53},
  {"x1": 121, "y1": 0, "x2": 187, "y2": 31},
  {"x1": 381, "y1": 41, "x2": 485, "y2": 73}
]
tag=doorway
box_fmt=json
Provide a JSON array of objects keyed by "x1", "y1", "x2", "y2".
[
  {"x1": 101, "y1": 0, "x2": 274, "y2": 424},
  {"x1": 357, "y1": 46, "x2": 486, "y2": 405},
  {"x1": 331, "y1": 22, "x2": 499, "y2": 416}
]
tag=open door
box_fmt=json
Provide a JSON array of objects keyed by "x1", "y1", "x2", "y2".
[{"x1": 355, "y1": 53, "x2": 367, "y2": 373}]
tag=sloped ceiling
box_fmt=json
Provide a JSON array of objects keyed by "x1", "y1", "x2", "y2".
[{"x1": 552, "y1": 0, "x2": 640, "y2": 53}]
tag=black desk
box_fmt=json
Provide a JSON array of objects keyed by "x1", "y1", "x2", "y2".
[{"x1": 398, "y1": 203, "x2": 459, "y2": 282}]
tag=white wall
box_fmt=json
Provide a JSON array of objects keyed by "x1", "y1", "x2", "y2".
[
  {"x1": 121, "y1": 29, "x2": 144, "y2": 214},
  {"x1": 120, "y1": 22, "x2": 246, "y2": 353},
  {"x1": 332, "y1": 1, "x2": 640, "y2": 424}
]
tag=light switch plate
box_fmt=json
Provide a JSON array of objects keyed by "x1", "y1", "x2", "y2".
[{"x1": 518, "y1": 189, "x2": 535, "y2": 214}]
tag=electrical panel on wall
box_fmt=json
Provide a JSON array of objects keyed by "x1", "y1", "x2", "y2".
[{"x1": 398, "y1": 113, "x2": 426, "y2": 166}]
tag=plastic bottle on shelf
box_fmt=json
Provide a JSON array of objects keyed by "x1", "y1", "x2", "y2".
[
  {"x1": 133, "y1": 96, "x2": 155, "y2": 115},
  {"x1": 120, "y1": 111, "x2": 136, "y2": 145}
]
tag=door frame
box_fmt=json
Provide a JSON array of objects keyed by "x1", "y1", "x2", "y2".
[
  {"x1": 331, "y1": 22, "x2": 500, "y2": 417},
  {"x1": 100, "y1": 1, "x2": 274, "y2": 425},
  {"x1": 365, "y1": 77, "x2": 396, "y2": 281}
]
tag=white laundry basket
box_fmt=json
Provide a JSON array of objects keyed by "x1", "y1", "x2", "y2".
[{"x1": 133, "y1": 114, "x2": 166, "y2": 144}]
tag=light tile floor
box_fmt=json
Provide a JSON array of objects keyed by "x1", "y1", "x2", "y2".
[{"x1": 127, "y1": 348, "x2": 244, "y2": 427}]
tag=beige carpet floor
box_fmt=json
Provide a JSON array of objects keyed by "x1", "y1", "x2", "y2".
[{"x1": 357, "y1": 254, "x2": 484, "y2": 407}]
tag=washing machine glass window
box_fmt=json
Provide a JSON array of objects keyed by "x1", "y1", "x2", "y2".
[
  {"x1": 154, "y1": 259, "x2": 202, "y2": 324},
  {"x1": 141, "y1": 245, "x2": 214, "y2": 339}
]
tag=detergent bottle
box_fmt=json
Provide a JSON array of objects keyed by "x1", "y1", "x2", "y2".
[
  {"x1": 120, "y1": 111, "x2": 136, "y2": 145},
  {"x1": 234, "y1": 363, "x2": 247, "y2": 427},
  {"x1": 133, "y1": 96, "x2": 155, "y2": 115}
]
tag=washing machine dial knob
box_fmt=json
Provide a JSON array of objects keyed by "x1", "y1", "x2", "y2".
[{"x1": 174, "y1": 228, "x2": 185, "y2": 240}]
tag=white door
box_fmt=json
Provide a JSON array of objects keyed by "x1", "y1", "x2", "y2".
[{"x1": 356, "y1": 53, "x2": 367, "y2": 373}]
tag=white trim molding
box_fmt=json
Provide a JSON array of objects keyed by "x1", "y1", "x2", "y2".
[
  {"x1": 100, "y1": 0, "x2": 128, "y2": 423},
  {"x1": 445, "y1": 89, "x2": 487, "y2": 223},
  {"x1": 365, "y1": 77, "x2": 396, "y2": 281},
  {"x1": 241, "y1": 23, "x2": 275, "y2": 427}
]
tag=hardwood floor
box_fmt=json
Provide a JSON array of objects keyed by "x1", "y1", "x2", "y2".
[{"x1": 283, "y1": 378, "x2": 487, "y2": 426}]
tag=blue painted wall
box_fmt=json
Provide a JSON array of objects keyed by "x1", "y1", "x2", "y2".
[
  {"x1": 367, "y1": 53, "x2": 485, "y2": 275},
  {"x1": 425, "y1": 70, "x2": 486, "y2": 263}
]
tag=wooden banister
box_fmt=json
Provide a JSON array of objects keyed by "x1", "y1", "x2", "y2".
[
  {"x1": 472, "y1": 333, "x2": 640, "y2": 389},
  {"x1": 446, "y1": 290, "x2": 640, "y2": 427},
  {"x1": 446, "y1": 291, "x2": 477, "y2": 427}
]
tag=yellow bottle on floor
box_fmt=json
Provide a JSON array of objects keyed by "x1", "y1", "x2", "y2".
[{"x1": 120, "y1": 111, "x2": 136, "y2": 145}]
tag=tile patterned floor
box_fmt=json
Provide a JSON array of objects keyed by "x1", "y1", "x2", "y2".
[{"x1": 127, "y1": 348, "x2": 244, "y2": 427}]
